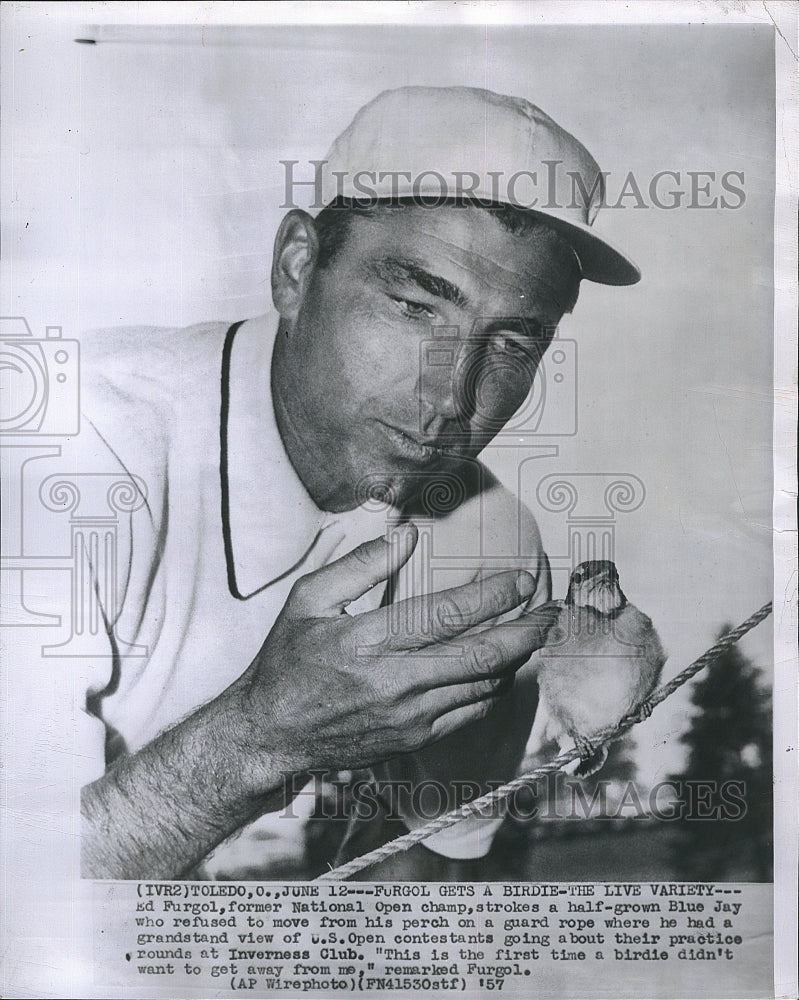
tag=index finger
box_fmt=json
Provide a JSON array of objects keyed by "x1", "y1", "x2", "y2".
[{"x1": 361, "y1": 569, "x2": 537, "y2": 651}]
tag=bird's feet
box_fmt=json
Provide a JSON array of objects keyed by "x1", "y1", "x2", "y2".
[
  {"x1": 574, "y1": 734, "x2": 596, "y2": 761},
  {"x1": 571, "y1": 735, "x2": 609, "y2": 778},
  {"x1": 637, "y1": 698, "x2": 655, "y2": 720}
]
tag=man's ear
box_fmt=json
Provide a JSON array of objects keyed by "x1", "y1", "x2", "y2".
[{"x1": 271, "y1": 210, "x2": 319, "y2": 319}]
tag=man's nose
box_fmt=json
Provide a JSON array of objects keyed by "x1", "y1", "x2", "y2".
[{"x1": 417, "y1": 335, "x2": 472, "y2": 429}]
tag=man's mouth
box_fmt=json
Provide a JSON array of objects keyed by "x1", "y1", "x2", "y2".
[{"x1": 379, "y1": 423, "x2": 446, "y2": 464}]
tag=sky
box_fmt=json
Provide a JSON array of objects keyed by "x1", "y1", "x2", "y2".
[{"x1": 3, "y1": 17, "x2": 777, "y2": 787}]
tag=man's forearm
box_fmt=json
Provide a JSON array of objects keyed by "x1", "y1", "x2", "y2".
[{"x1": 81, "y1": 680, "x2": 289, "y2": 879}]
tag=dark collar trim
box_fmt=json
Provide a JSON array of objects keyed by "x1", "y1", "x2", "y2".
[{"x1": 220, "y1": 319, "x2": 250, "y2": 600}]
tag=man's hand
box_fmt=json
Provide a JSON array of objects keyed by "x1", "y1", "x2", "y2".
[
  {"x1": 234, "y1": 522, "x2": 555, "y2": 786},
  {"x1": 82, "y1": 523, "x2": 555, "y2": 879}
]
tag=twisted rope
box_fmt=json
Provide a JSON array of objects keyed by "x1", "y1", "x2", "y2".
[{"x1": 317, "y1": 601, "x2": 773, "y2": 882}]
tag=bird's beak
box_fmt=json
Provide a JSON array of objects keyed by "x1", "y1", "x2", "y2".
[{"x1": 590, "y1": 576, "x2": 627, "y2": 614}]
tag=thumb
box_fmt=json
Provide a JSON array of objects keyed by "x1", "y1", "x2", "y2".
[{"x1": 287, "y1": 522, "x2": 418, "y2": 617}]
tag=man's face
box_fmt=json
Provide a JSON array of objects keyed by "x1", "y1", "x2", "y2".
[{"x1": 272, "y1": 204, "x2": 580, "y2": 512}]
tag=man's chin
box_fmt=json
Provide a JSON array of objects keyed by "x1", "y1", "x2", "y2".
[
  {"x1": 397, "y1": 456, "x2": 485, "y2": 517},
  {"x1": 345, "y1": 437, "x2": 484, "y2": 514}
]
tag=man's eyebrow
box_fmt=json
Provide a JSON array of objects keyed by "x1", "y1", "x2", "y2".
[{"x1": 369, "y1": 257, "x2": 469, "y2": 308}]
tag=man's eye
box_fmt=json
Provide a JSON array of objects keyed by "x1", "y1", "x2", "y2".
[
  {"x1": 490, "y1": 332, "x2": 534, "y2": 357},
  {"x1": 391, "y1": 297, "x2": 436, "y2": 320}
]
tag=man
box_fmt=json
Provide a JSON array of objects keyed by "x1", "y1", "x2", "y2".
[{"x1": 77, "y1": 86, "x2": 639, "y2": 879}]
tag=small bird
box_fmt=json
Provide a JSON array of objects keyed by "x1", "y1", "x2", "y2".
[{"x1": 527, "y1": 560, "x2": 666, "y2": 777}]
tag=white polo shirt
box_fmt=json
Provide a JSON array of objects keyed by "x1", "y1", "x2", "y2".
[{"x1": 64, "y1": 313, "x2": 550, "y2": 871}]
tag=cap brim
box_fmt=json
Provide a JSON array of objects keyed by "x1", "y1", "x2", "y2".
[{"x1": 522, "y1": 211, "x2": 641, "y2": 286}]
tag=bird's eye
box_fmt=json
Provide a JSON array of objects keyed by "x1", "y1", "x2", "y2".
[{"x1": 572, "y1": 571, "x2": 583, "y2": 585}]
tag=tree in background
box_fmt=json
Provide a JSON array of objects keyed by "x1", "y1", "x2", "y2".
[{"x1": 668, "y1": 628, "x2": 772, "y2": 881}]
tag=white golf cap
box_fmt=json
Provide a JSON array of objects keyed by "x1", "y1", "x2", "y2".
[{"x1": 318, "y1": 86, "x2": 640, "y2": 286}]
